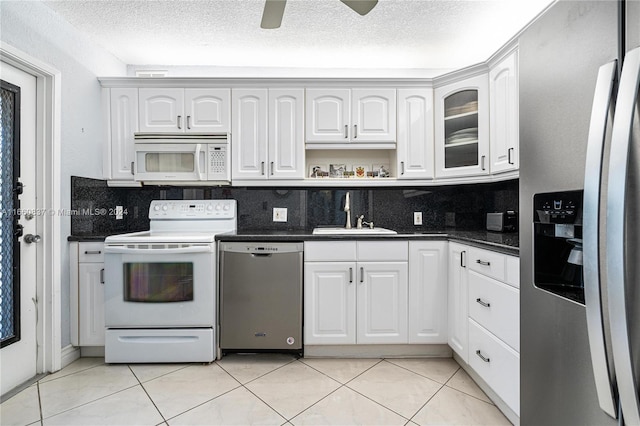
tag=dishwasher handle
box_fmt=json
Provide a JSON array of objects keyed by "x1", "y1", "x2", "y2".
[{"x1": 251, "y1": 253, "x2": 273, "y2": 257}]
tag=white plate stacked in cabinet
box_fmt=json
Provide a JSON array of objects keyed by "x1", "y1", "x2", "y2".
[{"x1": 466, "y1": 246, "x2": 520, "y2": 416}]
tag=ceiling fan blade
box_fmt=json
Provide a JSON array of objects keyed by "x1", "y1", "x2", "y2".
[
  {"x1": 340, "y1": 0, "x2": 378, "y2": 16},
  {"x1": 261, "y1": 0, "x2": 287, "y2": 29}
]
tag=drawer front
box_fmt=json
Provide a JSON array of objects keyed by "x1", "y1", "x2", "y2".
[
  {"x1": 357, "y1": 241, "x2": 408, "y2": 261},
  {"x1": 467, "y1": 247, "x2": 506, "y2": 281},
  {"x1": 468, "y1": 319, "x2": 520, "y2": 416},
  {"x1": 78, "y1": 242, "x2": 105, "y2": 263},
  {"x1": 505, "y1": 256, "x2": 520, "y2": 288},
  {"x1": 305, "y1": 241, "x2": 357, "y2": 262},
  {"x1": 468, "y1": 271, "x2": 519, "y2": 351}
]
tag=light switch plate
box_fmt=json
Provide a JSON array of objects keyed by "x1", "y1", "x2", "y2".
[
  {"x1": 273, "y1": 207, "x2": 287, "y2": 222},
  {"x1": 414, "y1": 211, "x2": 423, "y2": 225}
]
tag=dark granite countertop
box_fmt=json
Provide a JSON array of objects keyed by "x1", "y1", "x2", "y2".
[{"x1": 67, "y1": 235, "x2": 109, "y2": 242}]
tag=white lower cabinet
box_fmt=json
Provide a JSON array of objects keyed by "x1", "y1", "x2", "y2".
[
  {"x1": 448, "y1": 242, "x2": 469, "y2": 362},
  {"x1": 304, "y1": 241, "x2": 408, "y2": 345},
  {"x1": 70, "y1": 242, "x2": 105, "y2": 347}
]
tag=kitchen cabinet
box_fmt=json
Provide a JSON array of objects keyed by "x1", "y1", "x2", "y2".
[
  {"x1": 70, "y1": 242, "x2": 105, "y2": 347},
  {"x1": 448, "y1": 242, "x2": 469, "y2": 362},
  {"x1": 106, "y1": 87, "x2": 138, "y2": 181},
  {"x1": 408, "y1": 241, "x2": 448, "y2": 343},
  {"x1": 232, "y1": 88, "x2": 305, "y2": 180},
  {"x1": 138, "y1": 88, "x2": 230, "y2": 133},
  {"x1": 396, "y1": 88, "x2": 435, "y2": 180},
  {"x1": 305, "y1": 88, "x2": 396, "y2": 144},
  {"x1": 489, "y1": 49, "x2": 519, "y2": 173},
  {"x1": 434, "y1": 74, "x2": 490, "y2": 178},
  {"x1": 304, "y1": 241, "x2": 408, "y2": 345}
]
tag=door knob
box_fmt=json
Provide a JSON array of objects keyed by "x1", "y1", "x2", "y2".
[{"x1": 24, "y1": 234, "x2": 41, "y2": 244}]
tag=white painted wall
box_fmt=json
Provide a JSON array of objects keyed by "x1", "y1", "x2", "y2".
[{"x1": 1, "y1": 1, "x2": 126, "y2": 349}]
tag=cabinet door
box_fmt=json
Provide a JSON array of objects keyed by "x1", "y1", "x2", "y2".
[
  {"x1": 232, "y1": 89, "x2": 268, "y2": 180},
  {"x1": 184, "y1": 88, "x2": 230, "y2": 133},
  {"x1": 305, "y1": 89, "x2": 350, "y2": 143},
  {"x1": 408, "y1": 241, "x2": 448, "y2": 344},
  {"x1": 397, "y1": 88, "x2": 434, "y2": 179},
  {"x1": 357, "y1": 262, "x2": 408, "y2": 344},
  {"x1": 434, "y1": 74, "x2": 489, "y2": 178},
  {"x1": 268, "y1": 89, "x2": 305, "y2": 179},
  {"x1": 304, "y1": 262, "x2": 357, "y2": 345},
  {"x1": 448, "y1": 243, "x2": 469, "y2": 362},
  {"x1": 351, "y1": 89, "x2": 396, "y2": 143},
  {"x1": 490, "y1": 50, "x2": 519, "y2": 173},
  {"x1": 109, "y1": 88, "x2": 138, "y2": 180},
  {"x1": 138, "y1": 88, "x2": 184, "y2": 133},
  {"x1": 79, "y1": 263, "x2": 105, "y2": 346}
]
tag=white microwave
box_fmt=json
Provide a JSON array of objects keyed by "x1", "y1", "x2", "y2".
[{"x1": 134, "y1": 133, "x2": 230, "y2": 184}]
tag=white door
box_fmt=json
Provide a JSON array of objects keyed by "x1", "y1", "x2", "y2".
[
  {"x1": 448, "y1": 243, "x2": 469, "y2": 363},
  {"x1": 351, "y1": 89, "x2": 396, "y2": 143},
  {"x1": 490, "y1": 50, "x2": 519, "y2": 173},
  {"x1": 397, "y1": 88, "x2": 435, "y2": 179},
  {"x1": 305, "y1": 89, "x2": 350, "y2": 143},
  {"x1": 231, "y1": 89, "x2": 268, "y2": 180},
  {"x1": 0, "y1": 62, "x2": 38, "y2": 395},
  {"x1": 357, "y1": 262, "x2": 408, "y2": 344},
  {"x1": 268, "y1": 88, "x2": 305, "y2": 179},
  {"x1": 138, "y1": 88, "x2": 184, "y2": 133},
  {"x1": 185, "y1": 88, "x2": 230, "y2": 133},
  {"x1": 304, "y1": 262, "x2": 356, "y2": 345}
]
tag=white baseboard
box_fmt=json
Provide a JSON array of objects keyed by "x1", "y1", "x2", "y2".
[{"x1": 60, "y1": 345, "x2": 80, "y2": 371}]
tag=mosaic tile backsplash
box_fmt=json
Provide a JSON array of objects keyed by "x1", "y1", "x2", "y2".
[{"x1": 70, "y1": 176, "x2": 518, "y2": 236}]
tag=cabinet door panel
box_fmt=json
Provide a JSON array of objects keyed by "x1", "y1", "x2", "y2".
[
  {"x1": 109, "y1": 88, "x2": 138, "y2": 180},
  {"x1": 269, "y1": 89, "x2": 305, "y2": 179},
  {"x1": 232, "y1": 89, "x2": 268, "y2": 180},
  {"x1": 409, "y1": 241, "x2": 448, "y2": 343},
  {"x1": 448, "y1": 243, "x2": 469, "y2": 362},
  {"x1": 490, "y1": 50, "x2": 518, "y2": 173},
  {"x1": 185, "y1": 88, "x2": 230, "y2": 133},
  {"x1": 79, "y1": 263, "x2": 105, "y2": 346},
  {"x1": 304, "y1": 262, "x2": 356, "y2": 344},
  {"x1": 139, "y1": 88, "x2": 184, "y2": 133},
  {"x1": 352, "y1": 89, "x2": 396, "y2": 142},
  {"x1": 357, "y1": 262, "x2": 408, "y2": 344},
  {"x1": 305, "y1": 89, "x2": 350, "y2": 142},
  {"x1": 397, "y1": 89, "x2": 434, "y2": 179}
]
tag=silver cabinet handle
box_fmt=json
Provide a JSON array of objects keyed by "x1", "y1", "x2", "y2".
[
  {"x1": 177, "y1": 115, "x2": 182, "y2": 129},
  {"x1": 359, "y1": 267, "x2": 364, "y2": 283},
  {"x1": 354, "y1": 124, "x2": 358, "y2": 139},
  {"x1": 270, "y1": 161, "x2": 274, "y2": 176},
  {"x1": 84, "y1": 250, "x2": 102, "y2": 255},
  {"x1": 261, "y1": 161, "x2": 265, "y2": 176},
  {"x1": 344, "y1": 124, "x2": 348, "y2": 139},
  {"x1": 100, "y1": 268, "x2": 105, "y2": 284},
  {"x1": 508, "y1": 147, "x2": 514, "y2": 165},
  {"x1": 481, "y1": 155, "x2": 486, "y2": 170},
  {"x1": 349, "y1": 267, "x2": 353, "y2": 283},
  {"x1": 607, "y1": 46, "x2": 640, "y2": 426},
  {"x1": 130, "y1": 161, "x2": 134, "y2": 175},
  {"x1": 186, "y1": 115, "x2": 191, "y2": 129},
  {"x1": 476, "y1": 298, "x2": 491, "y2": 308},
  {"x1": 401, "y1": 161, "x2": 405, "y2": 175},
  {"x1": 475, "y1": 350, "x2": 490, "y2": 363},
  {"x1": 460, "y1": 250, "x2": 466, "y2": 268},
  {"x1": 584, "y1": 59, "x2": 618, "y2": 419},
  {"x1": 476, "y1": 259, "x2": 490, "y2": 266}
]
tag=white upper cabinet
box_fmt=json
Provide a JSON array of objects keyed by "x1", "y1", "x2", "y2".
[
  {"x1": 139, "y1": 88, "x2": 230, "y2": 133},
  {"x1": 106, "y1": 88, "x2": 138, "y2": 181},
  {"x1": 434, "y1": 74, "x2": 490, "y2": 178},
  {"x1": 233, "y1": 88, "x2": 305, "y2": 181},
  {"x1": 306, "y1": 88, "x2": 396, "y2": 144},
  {"x1": 397, "y1": 88, "x2": 435, "y2": 179},
  {"x1": 489, "y1": 50, "x2": 519, "y2": 173},
  {"x1": 268, "y1": 89, "x2": 305, "y2": 179}
]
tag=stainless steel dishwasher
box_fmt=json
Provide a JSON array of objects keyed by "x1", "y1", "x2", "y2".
[{"x1": 219, "y1": 242, "x2": 303, "y2": 354}]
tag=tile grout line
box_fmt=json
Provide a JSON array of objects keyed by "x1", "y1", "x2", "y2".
[
  {"x1": 36, "y1": 381, "x2": 43, "y2": 425},
  {"x1": 382, "y1": 358, "x2": 460, "y2": 386},
  {"x1": 442, "y1": 366, "x2": 498, "y2": 406},
  {"x1": 128, "y1": 364, "x2": 168, "y2": 424}
]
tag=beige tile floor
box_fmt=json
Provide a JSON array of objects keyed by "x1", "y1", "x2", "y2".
[{"x1": 0, "y1": 355, "x2": 511, "y2": 426}]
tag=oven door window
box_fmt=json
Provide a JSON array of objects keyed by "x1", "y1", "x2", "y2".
[{"x1": 123, "y1": 262, "x2": 194, "y2": 302}]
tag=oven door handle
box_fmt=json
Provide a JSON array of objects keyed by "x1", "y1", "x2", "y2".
[{"x1": 104, "y1": 245, "x2": 213, "y2": 255}]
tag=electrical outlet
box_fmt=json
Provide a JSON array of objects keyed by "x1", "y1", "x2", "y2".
[
  {"x1": 115, "y1": 205, "x2": 123, "y2": 220},
  {"x1": 273, "y1": 207, "x2": 287, "y2": 222},
  {"x1": 413, "y1": 211, "x2": 423, "y2": 225}
]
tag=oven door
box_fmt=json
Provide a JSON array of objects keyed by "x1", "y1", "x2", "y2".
[
  {"x1": 134, "y1": 143, "x2": 206, "y2": 181},
  {"x1": 104, "y1": 244, "x2": 215, "y2": 327}
]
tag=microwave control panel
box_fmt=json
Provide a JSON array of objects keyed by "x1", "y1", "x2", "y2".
[{"x1": 207, "y1": 144, "x2": 229, "y2": 180}]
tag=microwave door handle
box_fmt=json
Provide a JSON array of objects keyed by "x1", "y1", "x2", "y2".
[
  {"x1": 607, "y1": 46, "x2": 640, "y2": 426},
  {"x1": 104, "y1": 245, "x2": 213, "y2": 255},
  {"x1": 583, "y1": 59, "x2": 619, "y2": 419},
  {"x1": 194, "y1": 144, "x2": 204, "y2": 180}
]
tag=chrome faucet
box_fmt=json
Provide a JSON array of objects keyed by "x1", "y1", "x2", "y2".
[
  {"x1": 357, "y1": 215, "x2": 374, "y2": 229},
  {"x1": 344, "y1": 192, "x2": 351, "y2": 229}
]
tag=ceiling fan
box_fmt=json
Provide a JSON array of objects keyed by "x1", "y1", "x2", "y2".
[{"x1": 261, "y1": 0, "x2": 378, "y2": 29}]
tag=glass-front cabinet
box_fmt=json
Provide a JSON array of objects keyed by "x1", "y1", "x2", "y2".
[{"x1": 434, "y1": 73, "x2": 489, "y2": 178}]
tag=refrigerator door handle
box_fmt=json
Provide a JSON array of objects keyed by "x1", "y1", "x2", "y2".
[
  {"x1": 607, "y1": 46, "x2": 640, "y2": 426},
  {"x1": 583, "y1": 59, "x2": 619, "y2": 419}
]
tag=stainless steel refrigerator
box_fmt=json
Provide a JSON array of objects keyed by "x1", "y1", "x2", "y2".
[{"x1": 520, "y1": 0, "x2": 640, "y2": 424}]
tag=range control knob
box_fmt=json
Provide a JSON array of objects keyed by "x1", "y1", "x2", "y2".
[
  {"x1": 153, "y1": 205, "x2": 161, "y2": 211},
  {"x1": 223, "y1": 204, "x2": 230, "y2": 211},
  {"x1": 207, "y1": 204, "x2": 214, "y2": 211},
  {"x1": 162, "y1": 204, "x2": 168, "y2": 211},
  {"x1": 215, "y1": 204, "x2": 222, "y2": 211}
]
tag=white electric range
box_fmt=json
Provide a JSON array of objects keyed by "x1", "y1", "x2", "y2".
[{"x1": 103, "y1": 199, "x2": 236, "y2": 363}]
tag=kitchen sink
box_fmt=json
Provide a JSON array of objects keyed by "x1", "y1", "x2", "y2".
[{"x1": 312, "y1": 227, "x2": 397, "y2": 235}]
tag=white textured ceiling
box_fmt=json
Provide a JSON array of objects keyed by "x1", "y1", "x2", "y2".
[{"x1": 43, "y1": 0, "x2": 553, "y2": 74}]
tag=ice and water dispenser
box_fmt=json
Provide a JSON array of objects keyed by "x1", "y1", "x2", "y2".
[{"x1": 533, "y1": 190, "x2": 584, "y2": 304}]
